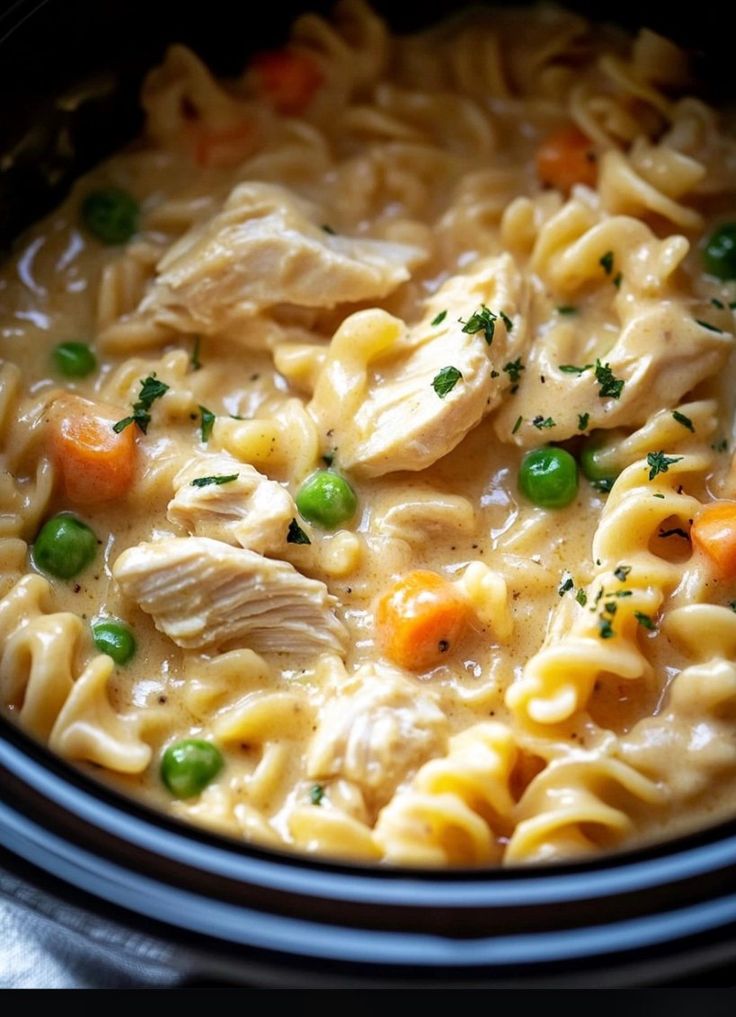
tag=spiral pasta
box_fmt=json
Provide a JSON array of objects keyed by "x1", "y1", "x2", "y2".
[{"x1": 2, "y1": 2, "x2": 736, "y2": 867}]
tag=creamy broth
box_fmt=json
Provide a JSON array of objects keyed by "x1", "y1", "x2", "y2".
[{"x1": 2, "y1": 1, "x2": 736, "y2": 864}]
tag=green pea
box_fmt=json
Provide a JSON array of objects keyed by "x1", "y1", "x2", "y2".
[
  {"x1": 296, "y1": 470, "x2": 357, "y2": 530},
  {"x1": 92, "y1": 618, "x2": 136, "y2": 665},
  {"x1": 580, "y1": 430, "x2": 625, "y2": 493},
  {"x1": 519, "y1": 447, "x2": 578, "y2": 509},
  {"x1": 52, "y1": 341, "x2": 97, "y2": 378},
  {"x1": 161, "y1": 739, "x2": 224, "y2": 799},
  {"x1": 32, "y1": 513, "x2": 97, "y2": 579},
  {"x1": 703, "y1": 223, "x2": 736, "y2": 280},
  {"x1": 81, "y1": 187, "x2": 139, "y2": 245}
]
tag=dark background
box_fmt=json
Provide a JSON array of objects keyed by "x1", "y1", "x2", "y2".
[{"x1": 0, "y1": 0, "x2": 734, "y2": 247}]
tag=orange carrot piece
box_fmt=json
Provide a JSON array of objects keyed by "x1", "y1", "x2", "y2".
[
  {"x1": 48, "y1": 395, "x2": 136, "y2": 505},
  {"x1": 536, "y1": 125, "x2": 597, "y2": 193},
  {"x1": 251, "y1": 49, "x2": 323, "y2": 115},
  {"x1": 691, "y1": 501, "x2": 736, "y2": 577},
  {"x1": 375, "y1": 570, "x2": 470, "y2": 671}
]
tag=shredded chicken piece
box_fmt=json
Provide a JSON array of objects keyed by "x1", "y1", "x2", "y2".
[
  {"x1": 309, "y1": 254, "x2": 529, "y2": 476},
  {"x1": 113, "y1": 536, "x2": 347, "y2": 655},
  {"x1": 168, "y1": 451, "x2": 294, "y2": 555},
  {"x1": 139, "y1": 182, "x2": 425, "y2": 333},
  {"x1": 306, "y1": 662, "x2": 448, "y2": 810}
]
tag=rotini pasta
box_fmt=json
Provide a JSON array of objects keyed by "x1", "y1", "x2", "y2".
[{"x1": 1, "y1": 2, "x2": 736, "y2": 867}]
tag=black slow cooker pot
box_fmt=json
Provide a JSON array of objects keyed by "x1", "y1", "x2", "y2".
[{"x1": 2, "y1": 0, "x2": 736, "y2": 988}]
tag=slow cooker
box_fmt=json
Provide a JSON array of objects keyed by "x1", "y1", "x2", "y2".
[{"x1": 2, "y1": 0, "x2": 736, "y2": 988}]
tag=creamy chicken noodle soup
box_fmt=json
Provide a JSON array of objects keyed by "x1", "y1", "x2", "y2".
[{"x1": 2, "y1": 1, "x2": 736, "y2": 866}]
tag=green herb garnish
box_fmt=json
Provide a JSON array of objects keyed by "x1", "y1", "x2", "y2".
[
  {"x1": 310, "y1": 784, "x2": 325, "y2": 805},
  {"x1": 614, "y1": 565, "x2": 631, "y2": 582},
  {"x1": 512, "y1": 415, "x2": 523, "y2": 435},
  {"x1": 191, "y1": 336, "x2": 202, "y2": 371},
  {"x1": 695, "y1": 318, "x2": 724, "y2": 333},
  {"x1": 503, "y1": 358, "x2": 524, "y2": 391},
  {"x1": 432, "y1": 366, "x2": 463, "y2": 398},
  {"x1": 431, "y1": 309, "x2": 447, "y2": 327},
  {"x1": 599, "y1": 250, "x2": 614, "y2": 275},
  {"x1": 199, "y1": 405, "x2": 215, "y2": 443},
  {"x1": 461, "y1": 305, "x2": 497, "y2": 345},
  {"x1": 635, "y1": 611, "x2": 656, "y2": 631},
  {"x1": 578, "y1": 412, "x2": 590, "y2": 431},
  {"x1": 113, "y1": 374, "x2": 169, "y2": 434},
  {"x1": 646, "y1": 450, "x2": 683, "y2": 480},
  {"x1": 559, "y1": 363, "x2": 593, "y2": 375},
  {"x1": 672, "y1": 410, "x2": 694, "y2": 432},
  {"x1": 594, "y1": 360, "x2": 624, "y2": 399},
  {"x1": 190, "y1": 474, "x2": 238, "y2": 488},
  {"x1": 287, "y1": 519, "x2": 311, "y2": 545},
  {"x1": 598, "y1": 617, "x2": 614, "y2": 639},
  {"x1": 532, "y1": 415, "x2": 556, "y2": 429}
]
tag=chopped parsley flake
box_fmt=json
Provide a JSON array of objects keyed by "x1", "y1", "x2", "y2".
[
  {"x1": 499, "y1": 310, "x2": 514, "y2": 332},
  {"x1": 190, "y1": 474, "x2": 238, "y2": 488},
  {"x1": 591, "y1": 477, "x2": 614, "y2": 494},
  {"x1": 713, "y1": 438, "x2": 729, "y2": 453},
  {"x1": 646, "y1": 450, "x2": 683, "y2": 480},
  {"x1": 310, "y1": 784, "x2": 325, "y2": 805},
  {"x1": 532, "y1": 415, "x2": 555, "y2": 429},
  {"x1": 598, "y1": 616, "x2": 615, "y2": 639},
  {"x1": 578, "y1": 412, "x2": 590, "y2": 431},
  {"x1": 559, "y1": 363, "x2": 593, "y2": 375},
  {"x1": 614, "y1": 565, "x2": 632, "y2": 582},
  {"x1": 287, "y1": 518, "x2": 311, "y2": 545},
  {"x1": 558, "y1": 574, "x2": 574, "y2": 596},
  {"x1": 594, "y1": 359, "x2": 624, "y2": 399},
  {"x1": 672, "y1": 410, "x2": 694, "y2": 432},
  {"x1": 113, "y1": 374, "x2": 169, "y2": 434},
  {"x1": 613, "y1": 271, "x2": 622, "y2": 289},
  {"x1": 512, "y1": 415, "x2": 523, "y2": 435},
  {"x1": 599, "y1": 250, "x2": 614, "y2": 275},
  {"x1": 712, "y1": 298, "x2": 725, "y2": 309},
  {"x1": 557, "y1": 305, "x2": 578, "y2": 315},
  {"x1": 432, "y1": 365, "x2": 463, "y2": 398},
  {"x1": 576, "y1": 588, "x2": 588, "y2": 606},
  {"x1": 603, "y1": 601, "x2": 617, "y2": 616},
  {"x1": 659, "y1": 527, "x2": 690, "y2": 540},
  {"x1": 199, "y1": 405, "x2": 215, "y2": 443},
  {"x1": 461, "y1": 305, "x2": 497, "y2": 345},
  {"x1": 321, "y1": 224, "x2": 336, "y2": 235},
  {"x1": 695, "y1": 318, "x2": 724, "y2": 333},
  {"x1": 730, "y1": 601, "x2": 736, "y2": 613},
  {"x1": 503, "y1": 358, "x2": 525, "y2": 389},
  {"x1": 635, "y1": 611, "x2": 656, "y2": 631},
  {"x1": 653, "y1": 493, "x2": 665, "y2": 498},
  {"x1": 431, "y1": 309, "x2": 447, "y2": 327},
  {"x1": 191, "y1": 336, "x2": 201, "y2": 371}
]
